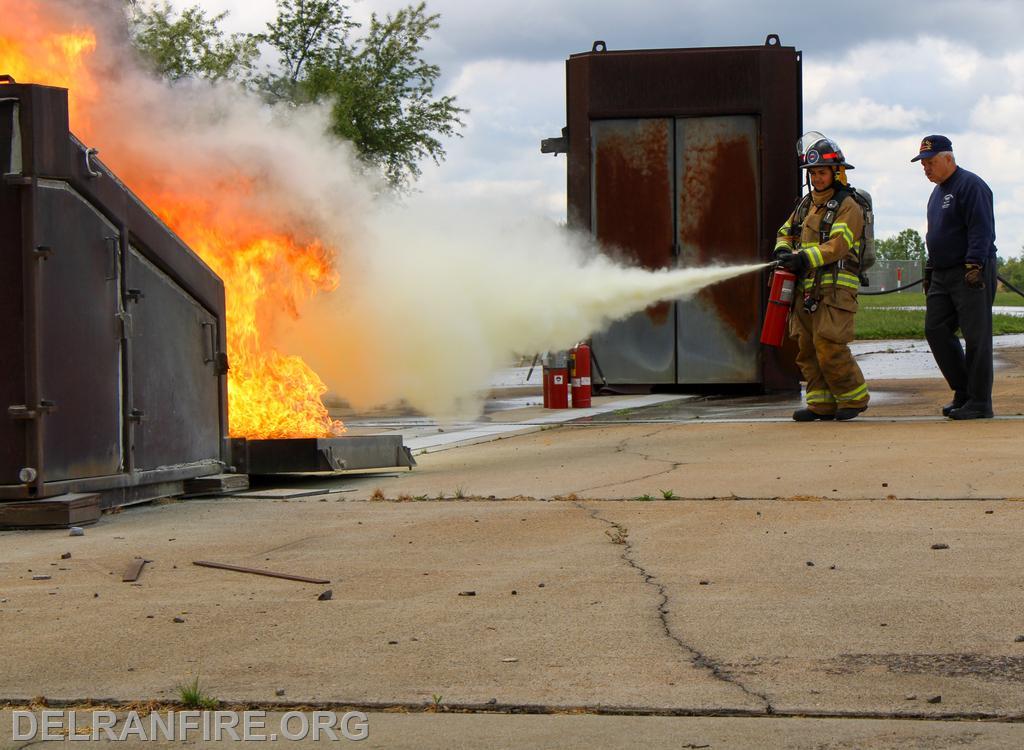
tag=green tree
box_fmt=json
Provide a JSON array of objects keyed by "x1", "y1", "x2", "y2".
[
  {"x1": 997, "y1": 254, "x2": 1024, "y2": 291},
  {"x1": 875, "y1": 228, "x2": 926, "y2": 263},
  {"x1": 129, "y1": 2, "x2": 257, "y2": 82},
  {"x1": 128, "y1": 0, "x2": 466, "y2": 190}
]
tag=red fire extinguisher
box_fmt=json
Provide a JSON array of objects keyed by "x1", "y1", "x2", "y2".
[
  {"x1": 760, "y1": 267, "x2": 797, "y2": 347},
  {"x1": 542, "y1": 351, "x2": 570, "y2": 409},
  {"x1": 570, "y1": 343, "x2": 592, "y2": 408}
]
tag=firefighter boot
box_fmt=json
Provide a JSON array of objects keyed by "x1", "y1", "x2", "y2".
[
  {"x1": 793, "y1": 409, "x2": 835, "y2": 422},
  {"x1": 835, "y1": 406, "x2": 867, "y2": 421}
]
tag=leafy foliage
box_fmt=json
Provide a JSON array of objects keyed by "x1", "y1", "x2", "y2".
[
  {"x1": 129, "y1": 1, "x2": 257, "y2": 82},
  {"x1": 997, "y1": 253, "x2": 1024, "y2": 291},
  {"x1": 875, "y1": 228, "x2": 926, "y2": 263},
  {"x1": 128, "y1": 0, "x2": 465, "y2": 189}
]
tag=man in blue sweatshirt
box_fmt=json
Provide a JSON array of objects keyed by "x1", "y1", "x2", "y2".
[{"x1": 913, "y1": 135, "x2": 998, "y2": 419}]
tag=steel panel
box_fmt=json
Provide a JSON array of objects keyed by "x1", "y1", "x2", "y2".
[
  {"x1": 675, "y1": 116, "x2": 761, "y2": 383},
  {"x1": 36, "y1": 182, "x2": 123, "y2": 480},
  {"x1": 126, "y1": 246, "x2": 221, "y2": 470},
  {"x1": 589, "y1": 118, "x2": 676, "y2": 385},
  {"x1": 231, "y1": 436, "x2": 416, "y2": 475}
]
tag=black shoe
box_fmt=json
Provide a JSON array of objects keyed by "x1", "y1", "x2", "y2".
[
  {"x1": 835, "y1": 407, "x2": 867, "y2": 421},
  {"x1": 793, "y1": 409, "x2": 835, "y2": 422},
  {"x1": 941, "y1": 396, "x2": 968, "y2": 417},
  {"x1": 948, "y1": 406, "x2": 994, "y2": 420}
]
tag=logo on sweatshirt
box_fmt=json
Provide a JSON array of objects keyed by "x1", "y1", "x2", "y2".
[{"x1": 942, "y1": 193, "x2": 953, "y2": 209}]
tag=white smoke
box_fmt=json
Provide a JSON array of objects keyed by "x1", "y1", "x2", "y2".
[
  {"x1": 281, "y1": 200, "x2": 762, "y2": 415},
  {"x1": 18, "y1": 0, "x2": 763, "y2": 419}
]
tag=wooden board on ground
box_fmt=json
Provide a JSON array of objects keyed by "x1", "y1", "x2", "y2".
[
  {"x1": 0, "y1": 493, "x2": 101, "y2": 529},
  {"x1": 122, "y1": 558, "x2": 148, "y2": 582},
  {"x1": 229, "y1": 487, "x2": 355, "y2": 499},
  {"x1": 182, "y1": 473, "x2": 250, "y2": 496}
]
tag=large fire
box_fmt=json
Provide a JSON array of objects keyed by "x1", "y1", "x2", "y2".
[{"x1": 0, "y1": 3, "x2": 344, "y2": 439}]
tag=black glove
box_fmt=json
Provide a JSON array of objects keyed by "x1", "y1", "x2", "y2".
[
  {"x1": 776, "y1": 250, "x2": 808, "y2": 276},
  {"x1": 923, "y1": 264, "x2": 933, "y2": 295},
  {"x1": 771, "y1": 246, "x2": 790, "y2": 262},
  {"x1": 964, "y1": 263, "x2": 984, "y2": 289}
]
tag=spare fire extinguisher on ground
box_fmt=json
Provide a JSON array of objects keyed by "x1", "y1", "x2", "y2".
[
  {"x1": 570, "y1": 343, "x2": 592, "y2": 408},
  {"x1": 760, "y1": 266, "x2": 797, "y2": 347},
  {"x1": 542, "y1": 351, "x2": 570, "y2": 409}
]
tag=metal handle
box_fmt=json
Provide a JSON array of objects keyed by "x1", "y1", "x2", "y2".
[
  {"x1": 104, "y1": 236, "x2": 118, "y2": 280},
  {"x1": 84, "y1": 147, "x2": 102, "y2": 178},
  {"x1": 202, "y1": 321, "x2": 216, "y2": 364},
  {"x1": 0, "y1": 75, "x2": 15, "y2": 84}
]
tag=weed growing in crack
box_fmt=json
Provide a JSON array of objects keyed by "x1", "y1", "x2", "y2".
[
  {"x1": 454, "y1": 487, "x2": 466, "y2": 499},
  {"x1": 370, "y1": 488, "x2": 386, "y2": 501},
  {"x1": 177, "y1": 676, "x2": 219, "y2": 709},
  {"x1": 660, "y1": 489, "x2": 676, "y2": 500},
  {"x1": 636, "y1": 494, "x2": 654, "y2": 501},
  {"x1": 605, "y1": 527, "x2": 629, "y2": 545}
]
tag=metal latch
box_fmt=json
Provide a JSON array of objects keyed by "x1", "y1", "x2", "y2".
[
  {"x1": 7, "y1": 405, "x2": 36, "y2": 420},
  {"x1": 128, "y1": 408, "x2": 146, "y2": 422},
  {"x1": 125, "y1": 288, "x2": 144, "y2": 303}
]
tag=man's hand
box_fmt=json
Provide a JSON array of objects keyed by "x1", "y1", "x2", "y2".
[
  {"x1": 923, "y1": 264, "x2": 933, "y2": 294},
  {"x1": 964, "y1": 263, "x2": 984, "y2": 289},
  {"x1": 776, "y1": 250, "x2": 808, "y2": 276}
]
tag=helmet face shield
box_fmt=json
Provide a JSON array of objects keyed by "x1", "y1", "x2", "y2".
[{"x1": 797, "y1": 131, "x2": 854, "y2": 170}]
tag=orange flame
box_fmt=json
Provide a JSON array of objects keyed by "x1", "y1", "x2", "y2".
[{"x1": 0, "y1": 4, "x2": 344, "y2": 438}]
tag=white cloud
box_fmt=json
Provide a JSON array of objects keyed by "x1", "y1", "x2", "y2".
[{"x1": 812, "y1": 98, "x2": 929, "y2": 132}]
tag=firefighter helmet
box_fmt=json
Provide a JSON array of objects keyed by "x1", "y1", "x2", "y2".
[{"x1": 797, "y1": 131, "x2": 855, "y2": 170}]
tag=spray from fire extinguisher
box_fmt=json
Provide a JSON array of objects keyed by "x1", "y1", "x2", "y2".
[{"x1": 759, "y1": 263, "x2": 797, "y2": 347}]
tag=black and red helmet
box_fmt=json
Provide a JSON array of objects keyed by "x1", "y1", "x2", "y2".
[{"x1": 797, "y1": 131, "x2": 855, "y2": 170}]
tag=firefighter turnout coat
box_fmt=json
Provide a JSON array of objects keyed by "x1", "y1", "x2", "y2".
[{"x1": 775, "y1": 186, "x2": 870, "y2": 414}]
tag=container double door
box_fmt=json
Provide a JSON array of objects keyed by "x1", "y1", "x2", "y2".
[
  {"x1": 32, "y1": 182, "x2": 221, "y2": 480},
  {"x1": 589, "y1": 116, "x2": 763, "y2": 385}
]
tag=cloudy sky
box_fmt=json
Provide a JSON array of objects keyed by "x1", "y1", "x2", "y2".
[{"x1": 201, "y1": 0, "x2": 1024, "y2": 258}]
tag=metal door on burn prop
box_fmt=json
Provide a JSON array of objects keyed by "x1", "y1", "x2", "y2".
[{"x1": 590, "y1": 115, "x2": 761, "y2": 386}]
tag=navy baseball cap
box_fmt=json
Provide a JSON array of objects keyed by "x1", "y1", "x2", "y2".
[{"x1": 911, "y1": 135, "x2": 953, "y2": 162}]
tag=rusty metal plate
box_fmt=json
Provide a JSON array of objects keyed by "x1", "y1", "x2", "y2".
[
  {"x1": 589, "y1": 118, "x2": 675, "y2": 385},
  {"x1": 676, "y1": 116, "x2": 761, "y2": 384}
]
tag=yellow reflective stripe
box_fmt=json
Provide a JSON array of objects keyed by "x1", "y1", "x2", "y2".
[
  {"x1": 830, "y1": 223, "x2": 855, "y2": 247},
  {"x1": 806, "y1": 390, "x2": 836, "y2": 404},
  {"x1": 778, "y1": 222, "x2": 792, "y2": 234},
  {"x1": 774, "y1": 239, "x2": 792, "y2": 251},
  {"x1": 837, "y1": 383, "x2": 869, "y2": 402},
  {"x1": 803, "y1": 246, "x2": 825, "y2": 268}
]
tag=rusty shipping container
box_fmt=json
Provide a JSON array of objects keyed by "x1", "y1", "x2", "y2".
[
  {"x1": 0, "y1": 79, "x2": 229, "y2": 506},
  {"x1": 544, "y1": 36, "x2": 802, "y2": 390}
]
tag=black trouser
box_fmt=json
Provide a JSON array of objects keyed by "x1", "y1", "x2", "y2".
[{"x1": 924, "y1": 260, "x2": 997, "y2": 413}]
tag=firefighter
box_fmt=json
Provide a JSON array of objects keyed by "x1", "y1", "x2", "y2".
[{"x1": 773, "y1": 132, "x2": 869, "y2": 421}]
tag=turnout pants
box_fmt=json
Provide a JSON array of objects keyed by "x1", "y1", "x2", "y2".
[
  {"x1": 925, "y1": 262, "x2": 997, "y2": 414},
  {"x1": 789, "y1": 287, "x2": 869, "y2": 415}
]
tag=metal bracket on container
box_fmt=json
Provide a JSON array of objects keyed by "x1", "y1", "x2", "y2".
[
  {"x1": 128, "y1": 408, "x2": 146, "y2": 422},
  {"x1": 38, "y1": 400, "x2": 56, "y2": 415},
  {"x1": 33, "y1": 245, "x2": 52, "y2": 260},
  {"x1": 84, "y1": 147, "x2": 102, "y2": 178},
  {"x1": 0, "y1": 75, "x2": 16, "y2": 84},
  {"x1": 202, "y1": 322, "x2": 217, "y2": 365},
  {"x1": 541, "y1": 126, "x2": 569, "y2": 156},
  {"x1": 125, "y1": 288, "x2": 144, "y2": 303},
  {"x1": 765, "y1": 34, "x2": 781, "y2": 46},
  {"x1": 214, "y1": 351, "x2": 230, "y2": 376},
  {"x1": 592, "y1": 40, "x2": 607, "y2": 53}
]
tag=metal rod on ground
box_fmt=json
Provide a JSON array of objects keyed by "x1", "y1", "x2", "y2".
[
  {"x1": 193, "y1": 560, "x2": 330, "y2": 584},
  {"x1": 998, "y1": 274, "x2": 1024, "y2": 299}
]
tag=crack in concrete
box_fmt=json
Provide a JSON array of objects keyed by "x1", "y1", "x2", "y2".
[
  {"x1": 575, "y1": 501, "x2": 775, "y2": 714},
  {"x1": 3, "y1": 697, "x2": 1021, "y2": 722},
  {"x1": 578, "y1": 429, "x2": 684, "y2": 494}
]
